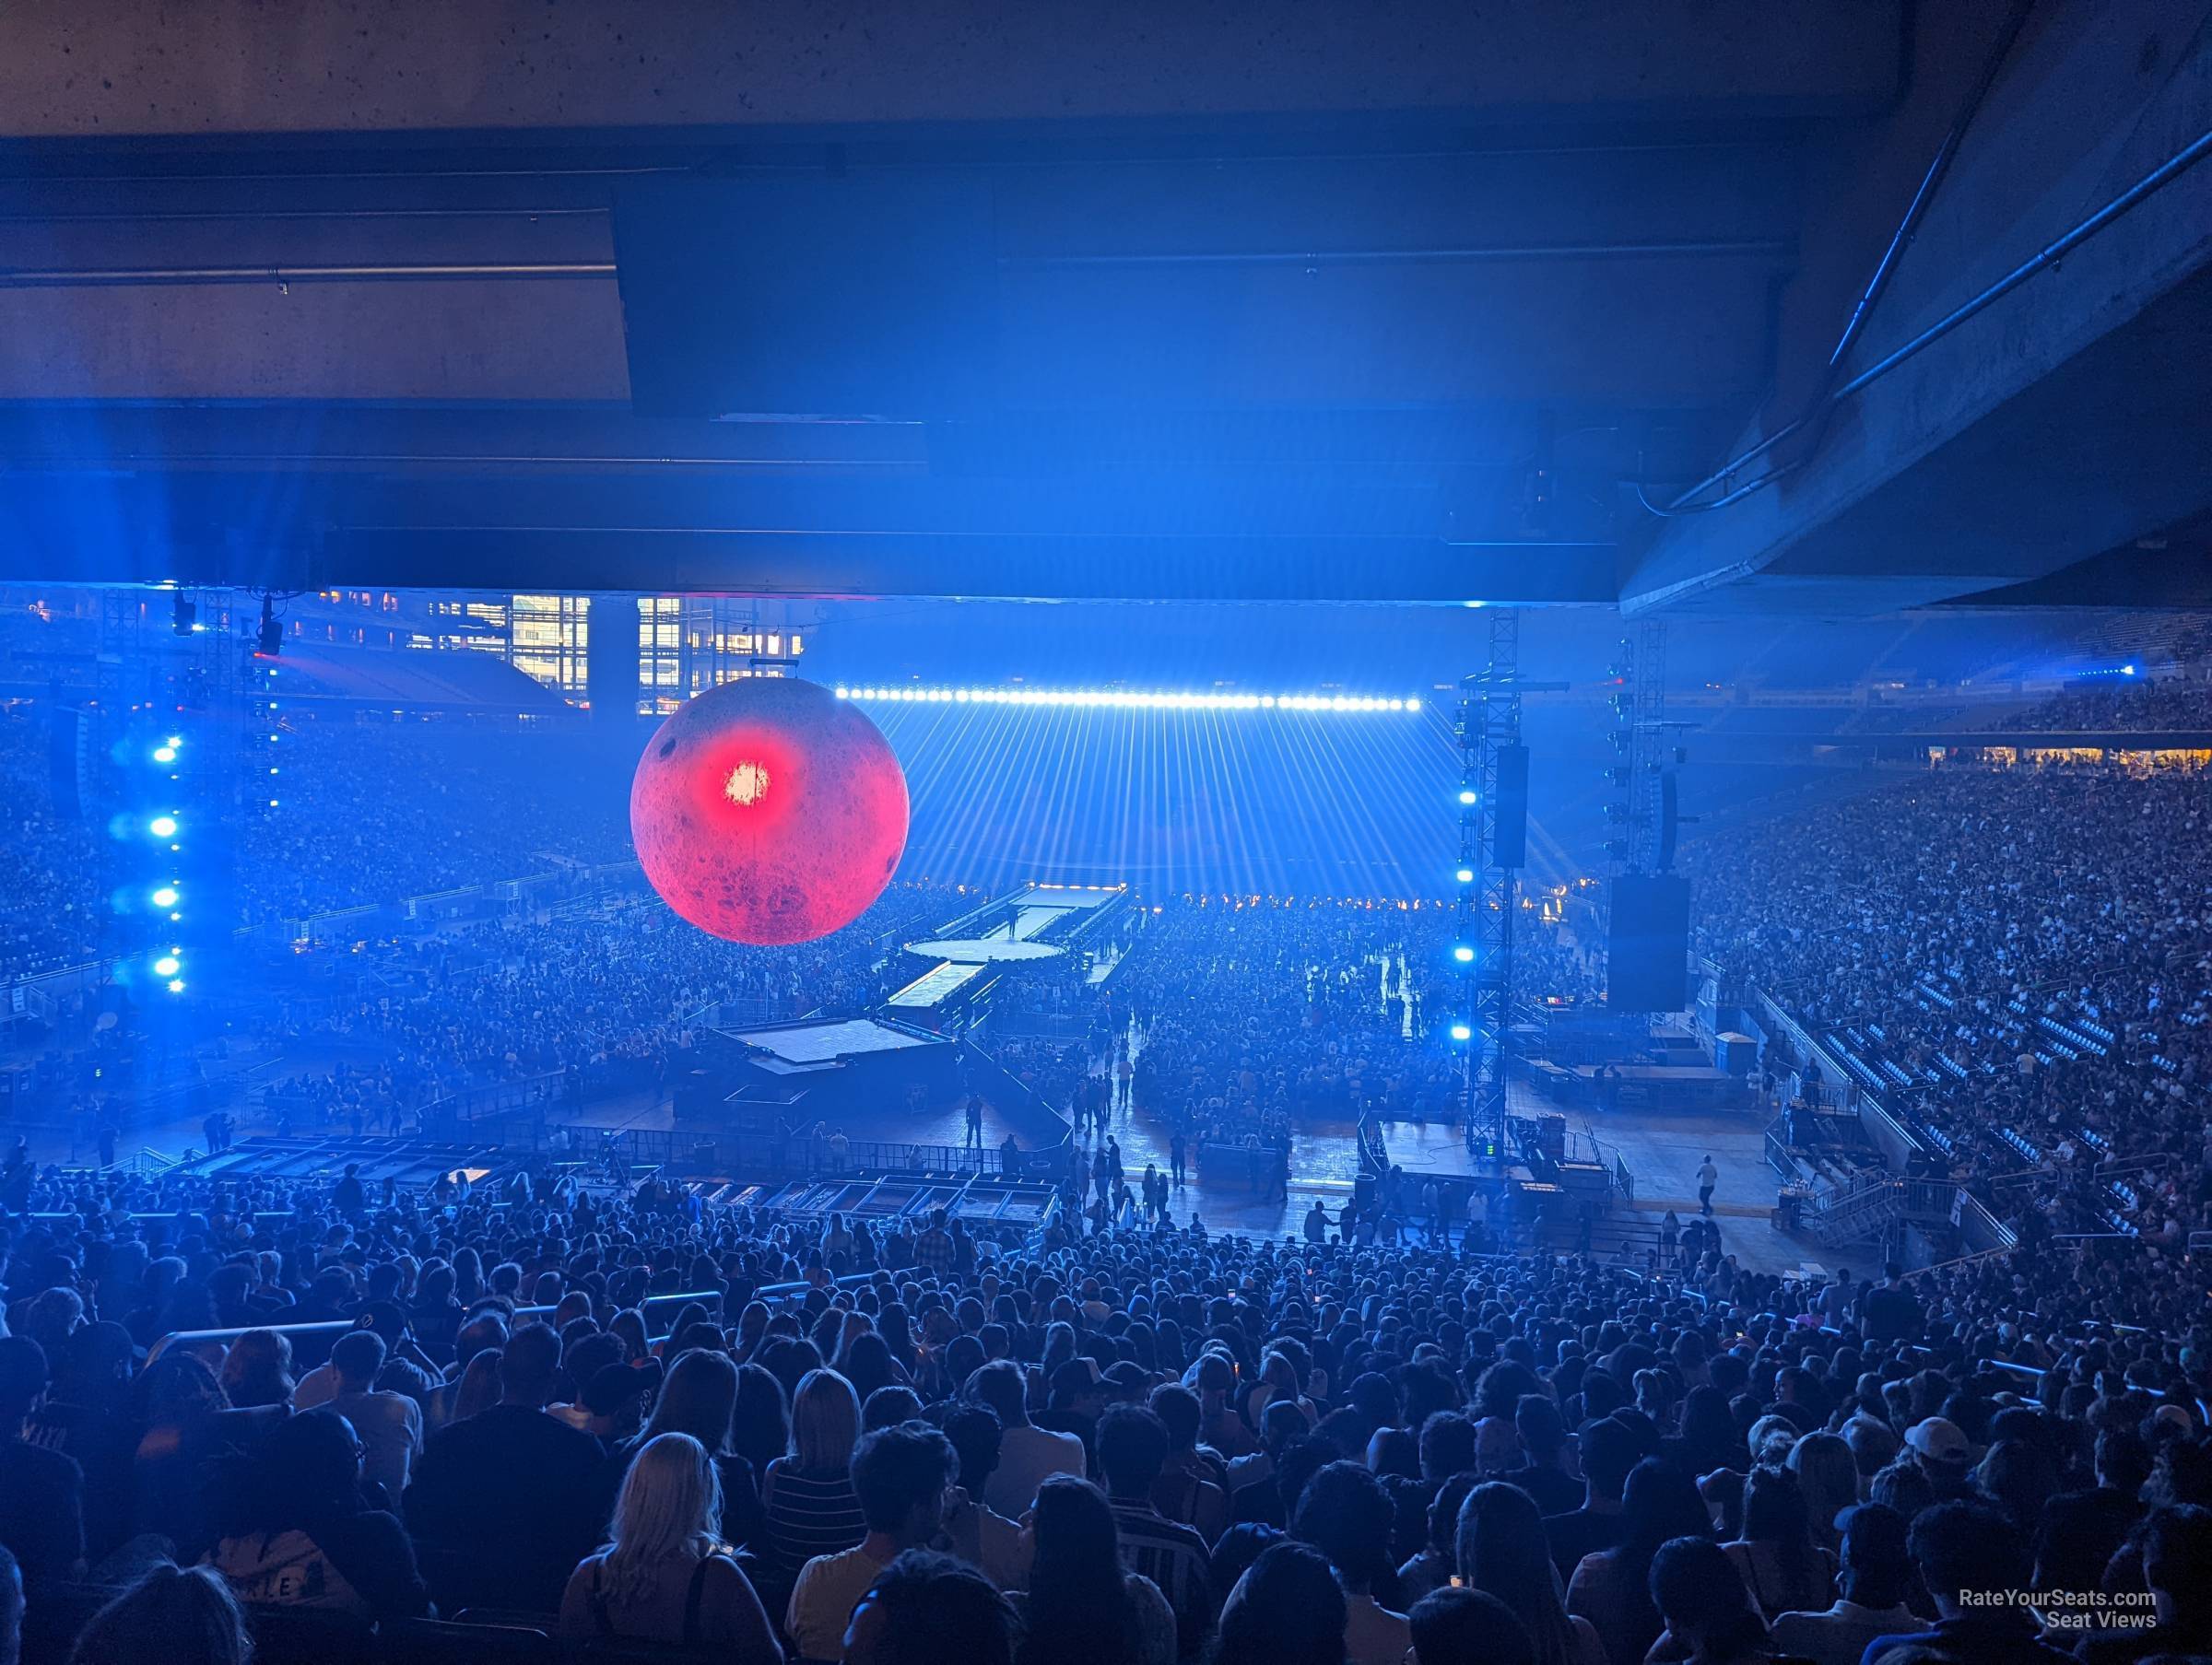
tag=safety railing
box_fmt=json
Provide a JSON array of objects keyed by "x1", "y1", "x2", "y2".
[
  {"x1": 420, "y1": 1070, "x2": 566, "y2": 1131},
  {"x1": 142, "y1": 1285, "x2": 728, "y2": 1372},
  {"x1": 1952, "y1": 1188, "x2": 2019, "y2": 1256},
  {"x1": 1763, "y1": 1125, "x2": 1805, "y2": 1180},
  {"x1": 1753, "y1": 985, "x2": 1925, "y2": 1171},
  {"x1": 832, "y1": 1139, "x2": 1006, "y2": 1175}
]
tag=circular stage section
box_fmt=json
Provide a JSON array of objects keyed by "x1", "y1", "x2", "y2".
[{"x1": 904, "y1": 938, "x2": 1067, "y2": 964}]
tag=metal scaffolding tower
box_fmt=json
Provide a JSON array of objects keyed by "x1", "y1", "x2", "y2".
[
  {"x1": 1455, "y1": 608, "x2": 1522, "y2": 1161},
  {"x1": 1603, "y1": 618, "x2": 1674, "y2": 875}
]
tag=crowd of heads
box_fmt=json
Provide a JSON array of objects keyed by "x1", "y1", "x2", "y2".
[
  {"x1": 1117, "y1": 902, "x2": 1472, "y2": 1148},
  {"x1": 0, "y1": 709, "x2": 105, "y2": 983},
  {"x1": 3, "y1": 1167, "x2": 2211, "y2": 1665},
  {"x1": 1692, "y1": 680, "x2": 2212, "y2": 1335}
]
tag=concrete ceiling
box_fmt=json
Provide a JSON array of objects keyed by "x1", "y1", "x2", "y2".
[{"x1": 0, "y1": 0, "x2": 2204, "y2": 615}]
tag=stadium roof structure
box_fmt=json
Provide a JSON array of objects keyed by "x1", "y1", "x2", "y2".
[{"x1": 0, "y1": 3, "x2": 2203, "y2": 615}]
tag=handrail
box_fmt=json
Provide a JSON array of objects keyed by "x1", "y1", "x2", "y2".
[
  {"x1": 139, "y1": 1272, "x2": 884, "y2": 1373},
  {"x1": 420, "y1": 1070, "x2": 566, "y2": 1128},
  {"x1": 143, "y1": 1286, "x2": 729, "y2": 1370},
  {"x1": 1951, "y1": 1188, "x2": 2019, "y2": 1255}
]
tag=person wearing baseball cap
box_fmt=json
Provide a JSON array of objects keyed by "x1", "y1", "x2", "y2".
[
  {"x1": 1770, "y1": 1503, "x2": 1917, "y2": 1665},
  {"x1": 1903, "y1": 1417, "x2": 1975, "y2": 1500},
  {"x1": 578, "y1": 1356, "x2": 664, "y2": 1441}
]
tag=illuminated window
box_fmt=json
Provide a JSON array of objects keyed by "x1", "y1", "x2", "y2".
[{"x1": 508, "y1": 594, "x2": 591, "y2": 695}]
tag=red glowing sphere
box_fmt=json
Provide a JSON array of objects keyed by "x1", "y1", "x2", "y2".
[{"x1": 629, "y1": 677, "x2": 909, "y2": 945}]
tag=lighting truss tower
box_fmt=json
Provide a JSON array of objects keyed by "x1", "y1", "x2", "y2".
[
  {"x1": 1628, "y1": 619, "x2": 1669, "y2": 871},
  {"x1": 1455, "y1": 607, "x2": 1522, "y2": 1162},
  {"x1": 243, "y1": 600, "x2": 283, "y2": 849},
  {"x1": 1603, "y1": 619, "x2": 1673, "y2": 876}
]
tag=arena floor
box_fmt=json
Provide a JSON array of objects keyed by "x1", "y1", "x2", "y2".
[{"x1": 18, "y1": 1029, "x2": 1812, "y2": 1275}]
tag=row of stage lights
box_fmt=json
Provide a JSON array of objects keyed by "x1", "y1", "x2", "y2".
[
  {"x1": 836, "y1": 686, "x2": 1421, "y2": 713},
  {"x1": 127, "y1": 615, "x2": 288, "y2": 1003}
]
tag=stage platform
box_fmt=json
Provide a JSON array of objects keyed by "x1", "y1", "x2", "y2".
[
  {"x1": 669, "y1": 1010, "x2": 1073, "y2": 1173},
  {"x1": 903, "y1": 938, "x2": 1065, "y2": 963},
  {"x1": 888, "y1": 881, "x2": 1129, "y2": 1022},
  {"x1": 725, "y1": 1016, "x2": 940, "y2": 1074}
]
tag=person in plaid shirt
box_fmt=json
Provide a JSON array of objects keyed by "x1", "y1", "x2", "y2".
[{"x1": 912, "y1": 1208, "x2": 957, "y2": 1278}]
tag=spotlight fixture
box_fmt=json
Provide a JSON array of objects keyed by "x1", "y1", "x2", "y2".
[
  {"x1": 1453, "y1": 944, "x2": 1475, "y2": 964},
  {"x1": 1457, "y1": 789, "x2": 1477, "y2": 805},
  {"x1": 153, "y1": 954, "x2": 181, "y2": 978},
  {"x1": 1450, "y1": 1023, "x2": 1473, "y2": 1041},
  {"x1": 257, "y1": 593, "x2": 282, "y2": 657},
  {"x1": 1455, "y1": 867, "x2": 1475, "y2": 885},
  {"x1": 151, "y1": 886, "x2": 179, "y2": 909},
  {"x1": 148, "y1": 815, "x2": 178, "y2": 838}
]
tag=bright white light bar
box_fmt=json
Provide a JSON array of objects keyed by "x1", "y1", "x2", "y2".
[{"x1": 835, "y1": 686, "x2": 1423, "y2": 713}]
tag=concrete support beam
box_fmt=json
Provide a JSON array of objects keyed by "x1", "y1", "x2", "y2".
[
  {"x1": 1621, "y1": 1, "x2": 2212, "y2": 614},
  {"x1": 2, "y1": 2, "x2": 1900, "y2": 138}
]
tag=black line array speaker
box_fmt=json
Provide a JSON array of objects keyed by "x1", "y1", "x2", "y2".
[
  {"x1": 45, "y1": 705, "x2": 91, "y2": 820},
  {"x1": 1493, "y1": 744, "x2": 1529, "y2": 869},
  {"x1": 612, "y1": 175, "x2": 1001, "y2": 420},
  {"x1": 1606, "y1": 874, "x2": 1690, "y2": 1013}
]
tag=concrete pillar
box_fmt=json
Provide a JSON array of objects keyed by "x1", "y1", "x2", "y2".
[{"x1": 586, "y1": 593, "x2": 639, "y2": 720}]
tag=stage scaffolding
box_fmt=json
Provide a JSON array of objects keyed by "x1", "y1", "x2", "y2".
[{"x1": 1456, "y1": 608, "x2": 1522, "y2": 1161}]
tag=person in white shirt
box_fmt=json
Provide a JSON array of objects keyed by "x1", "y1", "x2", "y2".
[
  {"x1": 967, "y1": 1360, "x2": 1085, "y2": 1518},
  {"x1": 1769, "y1": 1503, "x2": 1921, "y2": 1665},
  {"x1": 937, "y1": 1404, "x2": 1032, "y2": 1589},
  {"x1": 322, "y1": 1331, "x2": 421, "y2": 1502},
  {"x1": 785, "y1": 1422, "x2": 955, "y2": 1662}
]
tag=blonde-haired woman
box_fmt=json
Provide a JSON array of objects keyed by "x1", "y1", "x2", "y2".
[
  {"x1": 559, "y1": 1432, "x2": 780, "y2": 1659},
  {"x1": 759, "y1": 1367, "x2": 866, "y2": 1585}
]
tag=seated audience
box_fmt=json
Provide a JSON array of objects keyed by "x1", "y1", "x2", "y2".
[
  {"x1": 404, "y1": 1319, "x2": 606, "y2": 1612},
  {"x1": 759, "y1": 1367, "x2": 868, "y2": 1589},
  {"x1": 205, "y1": 1408, "x2": 428, "y2": 1621},
  {"x1": 68, "y1": 1563, "x2": 253, "y2": 1665},
  {"x1": 558, "y1": 1430, "x2": 780, "y2": 1658},
  {"x1": 786, "y1": 1420, "x2": 956, "y2": 1662},
  {"x1": 1010, "y1": 1475, "x2": 1178, "y2": 1665}
]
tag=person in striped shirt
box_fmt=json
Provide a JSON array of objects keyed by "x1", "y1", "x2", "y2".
[
  {"x1": 1097, "y1": 1404, "x2": 1214, "y2": 1661},
  {"x1": 759, "y1": 1368, "x2": 866, "y2": 1588}
]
